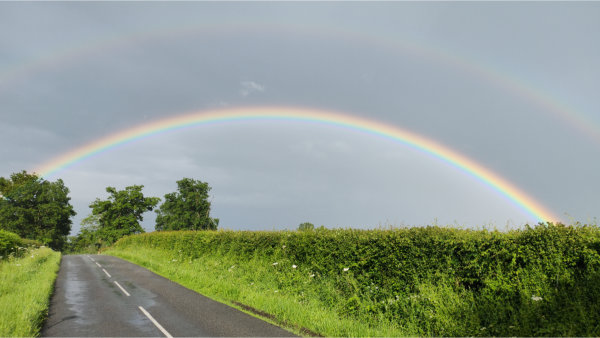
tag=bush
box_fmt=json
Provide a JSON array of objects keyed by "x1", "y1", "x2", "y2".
[
  {"x1": 0, "y1": 230, "x2": 23, "y2": 259},
  {"x1": 21, "y1": 238, "x2": 43, "y2": 248}
]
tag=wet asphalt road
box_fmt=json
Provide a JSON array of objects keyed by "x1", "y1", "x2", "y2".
[{"x1": 42, "y1": 255, "x2": 296, "y2": 337}]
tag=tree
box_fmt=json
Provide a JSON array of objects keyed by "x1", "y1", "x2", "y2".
[
  {"x1": 0, "y1": 170, "x2": 75, "y2": 250},
  {"x1": 66, "y1": 214, "x2": 103, "y2": 253},
  {"x1": 298, "y1": 222, "x2": 315, "y2": 231},
  {"x1": 89, "y1": 185, "x2": 160, "y2": 244},
  {"x1": 155, "y1": 178, "x2": 219, "y2": 231}
]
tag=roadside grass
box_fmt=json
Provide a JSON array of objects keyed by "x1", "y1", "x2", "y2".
[
  {"x1": 0, "y1": 247, "x2": 61, "y2": 337},
  {"x1": 106, "y1": 246, "x2": 404, "y2": 336}
]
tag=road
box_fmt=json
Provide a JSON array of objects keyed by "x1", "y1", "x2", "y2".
[{"x1": 42, "y1": 255, "x2": 296, "y2": 337}]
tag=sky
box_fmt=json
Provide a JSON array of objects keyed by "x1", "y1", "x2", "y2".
[{"x1": 1, "y1": 2, "x2": 599, "y2": 234}]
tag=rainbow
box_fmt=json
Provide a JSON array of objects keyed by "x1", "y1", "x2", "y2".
[{"x1": 32, "y1": 106, "x2": 561, "y2": 223}]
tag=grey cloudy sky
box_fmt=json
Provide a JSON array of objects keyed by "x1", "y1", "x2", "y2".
[{"x1": 1, "y1": 2, "x2": 599, "y2": 234}]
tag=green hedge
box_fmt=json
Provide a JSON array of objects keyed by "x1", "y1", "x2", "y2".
[
  {"x1": 22, "y1": 238, "x2": 43, "y2": 248},
  {"x1": 0, "y1": 230, "x2": 23, "y2": 259},
  {"x1": 114, "y1": 224, "x2": 600, "y2": 292},
  {"x1": 113, "y1": 223, "x2": 600, "y2": 336}
]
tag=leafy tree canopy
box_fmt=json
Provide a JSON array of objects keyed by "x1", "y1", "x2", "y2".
[
  {"x1": 298, "y1": 222, "x2": 315, "y2": 231},
  {"x1": 0, "y1": 170, "x2": 75, "y2": 250},
  {"x1": 155, "y1": 178, "x2": 219, "y2": 231},
  {"x1": 66, "y1": 214, "x2": 103, "y2": 254},
  {"x1": 89, "y1": 185, "x2": 160, "y2": 244}
]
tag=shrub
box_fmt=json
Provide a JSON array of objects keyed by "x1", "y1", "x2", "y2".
[
  {"x1": 21, "y1": 238, "x2": 43, "y2": 248},
  {"x1": 0, "y1": 230, "x2": 23, "y2": 259}
]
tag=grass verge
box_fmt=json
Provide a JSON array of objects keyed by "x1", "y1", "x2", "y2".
[
  {"x1": 106, "y1": 246, "x2": 404, "y2": 336},
  {"x1": 0, "y1": 247, "x2": 61, "y2": 337}
]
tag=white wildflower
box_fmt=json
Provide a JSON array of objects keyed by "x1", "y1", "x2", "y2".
[
  {"x1": 309, "y1": 274, "x2": 315, "y2": 278},
  {"x1": 531, "y1": 295, "x2": 543, "y2": 301},
  {"x1": 343, "y1": 267, "x2": 349, "y2": 272},
  {"x1": 272, "y1": 262, "x2": 278, "y2": 266},
  {"x1": 292, "y1": 264, "x2": 297, "y2": 269},
  {"x1": 282, "y1": 245, "x2": 286, "y2": 249},
  {"x1": 274, "y1": 290, "x2": 279, "y2": 293}
]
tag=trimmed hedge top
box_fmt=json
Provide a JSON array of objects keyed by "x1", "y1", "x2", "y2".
[{"x1": 113, "y1": 223, "x2": 600, "y2": 294}]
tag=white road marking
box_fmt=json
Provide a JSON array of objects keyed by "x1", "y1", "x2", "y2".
[
  {"x1": 102, "y1": 268, "x2": 111, "y2": 278},
  {"x1": 87, "y1": 256, "x2": 95, "y2": 262},
  {"x1": 113, "y1": 281, "x2": 130, "y2": 297},
  {"x1": 95, "y1": 262, "x2": 102, "y2": 268},
  {"x1": 138, "y1": 306, "x2": 173, "y2": 338}
]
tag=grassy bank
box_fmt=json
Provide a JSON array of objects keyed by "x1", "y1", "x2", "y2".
[
  {"x1": 0, "y1": 247, "x2": 61, "y2": 337},
  {"x1": 107, "y1": 245, "x2": 399, "y2": 336},
  {"x1": 106, "y1": 223, "x2": 600, "y2": 336}
]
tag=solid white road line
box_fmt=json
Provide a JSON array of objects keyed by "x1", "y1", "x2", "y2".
[
  {"x1": 138, "y1": 306, "x2": 173, "y2": 338},
  {"x1": 102, "y1": 268, "x2": 111, "y2": 278},
  {"x1": 95, "y1": 262, "x2": 102, "y2": 268},
  {"x1": 113, "y1": 281, "x2": 130, "y2": 297}
]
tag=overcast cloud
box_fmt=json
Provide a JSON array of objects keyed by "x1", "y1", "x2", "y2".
[{"x1": 1, "y1": 2, "x2": 599, "y2": 234}]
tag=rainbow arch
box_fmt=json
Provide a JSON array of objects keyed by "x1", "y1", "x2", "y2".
[{"x1": 32, "y1": 106, "x2": 560, "y2": 223}]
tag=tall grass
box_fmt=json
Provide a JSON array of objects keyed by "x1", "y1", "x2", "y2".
[
  {"x1": 0, "y1": 247, "x2": 61, "y2": 337},
  {"x1": 106, "y1": 223, "x2": 600, "y2": 336}
]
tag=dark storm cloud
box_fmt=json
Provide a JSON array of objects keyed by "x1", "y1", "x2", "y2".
[{"x1": 1, "y1": 2, "x2": 599, "y2": 233}]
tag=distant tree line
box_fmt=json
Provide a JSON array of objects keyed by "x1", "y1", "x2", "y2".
[
  {"x1": 69, "y1": 177, "x2": 219, "y2": 253},
  {"x1": 0, "y1": 171, "x2": 219, "y2": 252}
]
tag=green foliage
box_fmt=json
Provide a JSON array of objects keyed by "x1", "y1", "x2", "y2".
[
  {"x1": 297, "y1": 222, "x2": 314, "y2": 231},
  {"x1": 21, "y1": 238, "x2": 43, "y2": 248},
  {"x1": 88, "y1": 185, "x2": 160, "y2": 244},
  {"x1": 65, "y1": 214, "x2": 104, "y2": 254},
  {"x1": 0, "y1": 171, "x2": 75, "y2": 250},
  {"x1": 110, "y1": 223, "x2": 600, "y2": 336},
  {"x1": 155, "y1": 178, "x2": 218, "y2": 231},
  {"x1": 0, "y1": 230, "x2": 23, "y2": 259}
]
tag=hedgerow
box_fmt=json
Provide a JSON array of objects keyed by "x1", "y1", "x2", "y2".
[{"x1": 111, "y1": 223, "x2": 600, "y2": 336}]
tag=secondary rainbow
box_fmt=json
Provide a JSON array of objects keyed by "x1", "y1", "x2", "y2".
[
  {"x1": 3, "y1": 23, "x2": 599, "y2": 146},
  {"x1": 32, "y1": 106, "x2": 560, "y2": 223}
]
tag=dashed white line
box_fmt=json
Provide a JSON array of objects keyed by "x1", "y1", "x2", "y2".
[
  {"x1": 88, "y1": 256, "x2": 95, "y2": 262},
  {"x1": 102, "y1": 268, "x2": 111, "y2": 278},
  {"x1": 113, "y1": 281, "x2": 131, "y2": 297},
  {"x1": 138, "y1": 306, "x2": 173, "y2": 338},
  {"x1": 95, "y1": 262, "x2": 102, "y2": 268}
]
